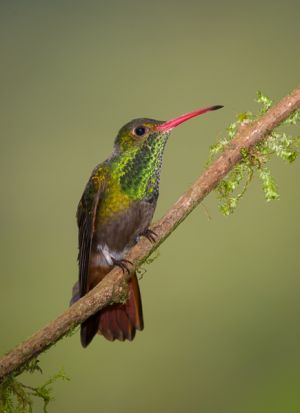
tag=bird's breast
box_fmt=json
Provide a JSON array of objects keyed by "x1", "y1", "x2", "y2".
[{"x1": 93, "y1": 199, "x2": 155, "y2": 259}]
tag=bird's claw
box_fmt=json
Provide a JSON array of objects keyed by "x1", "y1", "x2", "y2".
[
  {"x1": 112, "y1": 258, "x2": 133, "y2": 275},
  {"x1": 141, "y1": 228, "x2": 157, "y2": 243}
]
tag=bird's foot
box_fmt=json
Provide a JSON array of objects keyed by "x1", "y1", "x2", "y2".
[
  {"x1": 112, "y1": 258, "x2": 133, "y2": 275},
  {"x1": 141, "y1": 228, "x2": 157, "y2": 243}
]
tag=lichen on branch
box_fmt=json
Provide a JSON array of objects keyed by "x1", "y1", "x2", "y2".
[
  {"x1": 209, "y1": 91, "x2": 300, "y2": 215},
  {"x1": 0, "y1": 359, "x2": 69, "y2": 413}
]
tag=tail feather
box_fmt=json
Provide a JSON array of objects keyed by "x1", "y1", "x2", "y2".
[
  {"x1": 76, "y1": 272, "x2": 143, "y2": 346},
  {"x1": 126, "y1": 272, "x2": 143, "y2": 331},
  {"x1": 81, "y1": 312, "x2": 99, "y2": 348},
  {"x1": 98, "y1": 273, "x2": 143, "y2": 341},
  {"x1": 99, "y1": 305, "x2": 130, "y2": 341}
]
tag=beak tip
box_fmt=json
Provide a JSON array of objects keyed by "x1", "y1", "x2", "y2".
[
  {"x1": 210, "y1": 105, "x2": 224, "y2": 111},
  {"x1": 157, "y1": 104, "x2": 224, "y2": 132}
]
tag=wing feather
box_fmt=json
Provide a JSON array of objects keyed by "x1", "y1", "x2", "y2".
[{"x1": 77, "y1": 172, "x2": 105, "y2": 298}]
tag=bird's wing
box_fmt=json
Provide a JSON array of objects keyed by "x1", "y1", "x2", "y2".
[{"x1": 77, "y1": 169, "x2": 106, "y2": 298}]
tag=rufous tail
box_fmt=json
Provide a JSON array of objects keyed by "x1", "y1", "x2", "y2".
[{"x1": 80, "y1": 273, "x2": 143, "y2": 347}]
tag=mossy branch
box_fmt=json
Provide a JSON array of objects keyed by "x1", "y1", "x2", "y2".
[
  {"x1": 209, "y1": 91, "x2": 300, "y2": 215},
  {"x1": 0, "y1": 358, "x2": 69, "y2": 413},
  {"x1": 0, "y1": 86, "x2": 300, "y2": 386}
]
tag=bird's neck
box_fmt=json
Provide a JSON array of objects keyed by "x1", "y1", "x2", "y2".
[{"x1": 111, "y1": 134, "x2": 168, "y2": 200}]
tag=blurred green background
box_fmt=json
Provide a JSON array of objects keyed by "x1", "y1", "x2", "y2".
[{"x1": 1, "y1": 0, "x2": 300, "y2": 412}]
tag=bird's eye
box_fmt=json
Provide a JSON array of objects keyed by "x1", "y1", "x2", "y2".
[{"x1": 133, "y1": 126, "x2": 147, "y2": 137}]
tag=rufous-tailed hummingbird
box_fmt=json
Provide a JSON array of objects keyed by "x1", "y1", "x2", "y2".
[{"x1": 71, "y1": 104, "x2": 223, "y2": 347}]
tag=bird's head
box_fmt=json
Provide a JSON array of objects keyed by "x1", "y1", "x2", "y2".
[{"x1": 114, "y1": 105, "x2": 223, "y2": 153}]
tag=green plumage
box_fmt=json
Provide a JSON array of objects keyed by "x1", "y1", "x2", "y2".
[
  {"x1": 87, "y1": 118, "x2": 169, "y2": 221},
  {"x1": 72, "y1": 117, "x2": 169, "y2": 346},
  {"x1": 71, "y1": 104, "x2": 223, "y2": 346}
]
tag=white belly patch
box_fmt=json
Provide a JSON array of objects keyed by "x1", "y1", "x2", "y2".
[{"x1": 96, "y1": 243, "x2": 124, "y2": 267}]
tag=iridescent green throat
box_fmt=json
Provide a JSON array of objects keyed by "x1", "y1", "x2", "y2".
[{"x1": 112, "y1": 132, "x2": 169, "y2": 201}]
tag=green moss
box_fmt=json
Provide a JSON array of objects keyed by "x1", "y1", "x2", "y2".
[
  {"x1": 208, "y1": 91, "x2": 300, "y2": 215},
  {"x1": 137, "y1": 250, "x2": 160, "y2": 279},
  {"x1": 111, "y1": 279, "x2": 129, "y2": 305},
  {"x1": 0, "y1": 359, "x2": 69, "y2": 413}
]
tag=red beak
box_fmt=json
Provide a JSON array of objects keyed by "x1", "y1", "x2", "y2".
[{"x1": 156, "y1": 105, "x2": 223, "y2": 132}]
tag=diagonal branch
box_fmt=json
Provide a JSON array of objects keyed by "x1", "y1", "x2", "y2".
[{"x1": 1, "y1": 86, "x2": 300, "y2": 380}]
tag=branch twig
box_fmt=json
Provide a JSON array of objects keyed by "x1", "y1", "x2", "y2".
[{"x1": 1, "y1": 87, "x2": 300, "y2": 380}]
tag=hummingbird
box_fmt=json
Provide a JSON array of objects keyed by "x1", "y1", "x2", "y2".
[{"x1": 71, "y1": 104, "x2": 223, "y2": 347}]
